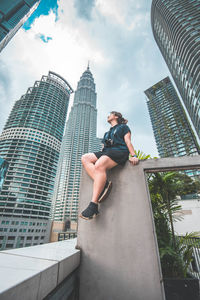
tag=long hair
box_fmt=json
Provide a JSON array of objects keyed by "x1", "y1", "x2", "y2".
[{"x1": 110, "y1": 111, "x2": 128, "y2": 124}]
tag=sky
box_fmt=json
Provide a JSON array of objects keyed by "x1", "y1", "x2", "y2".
[{"x1": 0, "y1": 0, "x2": 178, "y2": 157}]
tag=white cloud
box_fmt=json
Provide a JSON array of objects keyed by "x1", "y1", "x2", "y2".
[
  {"x1": 95, "y1": 0, "x2": 149, "y2": 31},
  {"x1": 0, "y1": 4, "x2": 109, "y2": 125},
  {"x1": 96, "y1": 0, "x2": 128, "y2": 26},
  {"x1": 0, "y1": 0, "x2": 171, "y2": 157}
]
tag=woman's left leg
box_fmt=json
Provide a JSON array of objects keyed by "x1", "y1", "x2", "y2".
[{"x1": 91, "y1": 155, "x2": 118, "y2": 204}]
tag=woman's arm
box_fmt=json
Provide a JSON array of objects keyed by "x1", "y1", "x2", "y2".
[{"x1": 124, "y1": 132, "x2": 139, "y2": 165}]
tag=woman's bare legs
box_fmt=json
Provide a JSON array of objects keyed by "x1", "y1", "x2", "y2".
[
  {"x1": 91, "y1": 156, "x2": 118, "y2": 204},
  {"x1": 81, "y1": 153, "x2": 98, "y2": 180}
]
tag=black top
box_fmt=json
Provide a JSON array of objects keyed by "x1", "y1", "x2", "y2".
[{"x1": 102, "y1": 123, "x2": 131, "y2": 152}]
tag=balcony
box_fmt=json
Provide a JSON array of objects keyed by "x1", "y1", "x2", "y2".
[{"x1": 0, "y1": 155, "x2": 199, "y2": 300}]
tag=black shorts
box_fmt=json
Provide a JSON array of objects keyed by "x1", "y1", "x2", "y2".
[{"x1": 94, "y1": 148, "x2": 129, "y2": 165}]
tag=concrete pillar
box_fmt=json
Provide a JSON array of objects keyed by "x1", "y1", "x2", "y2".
[{"x1": 76, "y1": 161, "x2": 165, "y2": 300}]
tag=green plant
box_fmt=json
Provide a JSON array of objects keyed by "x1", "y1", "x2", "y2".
[
  {"x1": 135, "y1": 149, "x2": 158, "y2": 160},
  {"x1": 148, "y1": 171, "x2": 200, "y2": 278},
  {"x1": 177, "y1": 232, "x2": 200, "y2": 278},
  {"x1": 159, "y1": 232, "x2": 200, "y2": 278}
]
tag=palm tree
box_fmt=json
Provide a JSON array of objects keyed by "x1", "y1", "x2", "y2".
[
  {"x1": 148, "y1": 171, "x2": 200, "y2": 278},
  {"x1": 148, "y1": 172, "x2": 184, "y2": 247}
]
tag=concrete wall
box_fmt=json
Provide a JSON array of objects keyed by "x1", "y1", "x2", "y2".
[
  {"x1": 77, "y1": 155, "x2": 200, "y2": 300},
  {"x1": 0, "y1": 239, "x2": 80, "y2": 300},
  {"x1": 77, "y1": 160, "x2": 165, "y2": 300}
]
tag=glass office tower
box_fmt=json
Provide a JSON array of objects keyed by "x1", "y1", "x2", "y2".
[
  {"x1": 145, "y1": 77, "x2": 200, "y2": 163},
  {"x1": 0, "y1": 71, "x2": 73, "y2": 250},
  {"x1": 0, "y1": 0, "x2": 40, "y2": 52},
  {"x1": 52, "y1": 66, "x2": 100, "y2": 228},
  {"x1": 0, "y1": 158, "x2": 9, "y2": 192},
  {"x1": 151, "y1": 0, "x2": 200, "y2": 139}
]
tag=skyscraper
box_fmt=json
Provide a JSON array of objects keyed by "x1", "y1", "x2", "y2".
[
  {"x1": 52, "y1": 66, "x2": 100, "y2": 229},
  {"x1": 0, "y1": 157, "x2": 8, "y2": 191},
  {"x1": 151, "y1": 0, "x2": 200, "y2": 139},
  {"x1": 0, "y1": 0, "x2": 40, "y2": 52},
  {"x1": 0, "y1": 71, "x2": 73, "y2": 250},
  {"x1": 144, "y1": 77, "x2": 200, "y2": 165}
]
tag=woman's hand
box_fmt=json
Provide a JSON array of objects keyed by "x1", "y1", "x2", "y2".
[
  {"x1": 124, "y1": 133, "x2": 139, "y2": 166},
  {"x1": 129, "y1": 156, "x2": 139, "y2": 165}
]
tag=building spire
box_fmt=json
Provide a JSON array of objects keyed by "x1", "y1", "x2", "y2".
[{"x1": 87, "y1": 60, "x2": 90, "y2": 70}]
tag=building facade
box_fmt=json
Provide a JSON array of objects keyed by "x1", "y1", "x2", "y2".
[
  {"x1": 144, "y1": 77, "x2": 200, "y2": 177},
  {"x1": 0, "y1": 71, "x2": 73, "y2": 250},
  {"x1": 151, "y1": 0, "x2": 200, "y2": 139},
  {"x1": 0, "y1": 0, "x2": 40, "y2": 52},
  {"x1": 0, "y1": 157, "x2": 9, "y2": 191},
  {"x1": 52, "y1": 66, "x2": 100, "y2": 228}
]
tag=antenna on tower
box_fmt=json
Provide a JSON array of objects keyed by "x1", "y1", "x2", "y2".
[{"x1": 87, "y1": 60, "x2": 90, "y2": 70}]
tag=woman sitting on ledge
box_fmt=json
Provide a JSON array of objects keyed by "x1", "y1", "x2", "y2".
[{"x1": 79, "y1": 111, "x2": 139, "y2": 220}]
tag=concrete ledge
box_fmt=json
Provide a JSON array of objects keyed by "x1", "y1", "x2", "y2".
[
  {"x1": 140, "y1": 155, "x2": 200, "y2": 172},
  {"x1": 0, "y1": 238, "x2": 80, "y2": 300}
]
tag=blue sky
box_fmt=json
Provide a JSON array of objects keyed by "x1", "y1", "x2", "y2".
[
  {"x1": 23, "y1": 0, "x2": 59, "y2": 30},
  {"x1": 1, "y1": 0, "x2": 196, "y2": 157}
]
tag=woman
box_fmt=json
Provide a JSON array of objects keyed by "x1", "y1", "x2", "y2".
[{"x1": 79, "y1": 111, "x2": 139, "y2": 220}]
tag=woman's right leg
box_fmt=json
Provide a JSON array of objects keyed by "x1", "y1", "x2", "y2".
[
  {"x1": 81, "y1": 153, "x2": 98, "y2": 180},
  {"x1": 91, "y1": 155, "x2": 118, "y2": 203}
]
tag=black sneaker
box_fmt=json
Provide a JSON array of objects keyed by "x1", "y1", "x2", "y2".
[
  {"x1": 98, "y1": 180, "x2": 112, "y2": 203},
  {"x1": 79, "y1": 202, "x2": 99, "y2": 220}
]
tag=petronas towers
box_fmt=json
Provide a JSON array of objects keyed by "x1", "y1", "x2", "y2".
[
  {"x1": 52, "y1": 65, "x2": 101, "y2": 227},
  {"x1": 0, "y1": 65, "x2": 99, "y2": 248}
]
